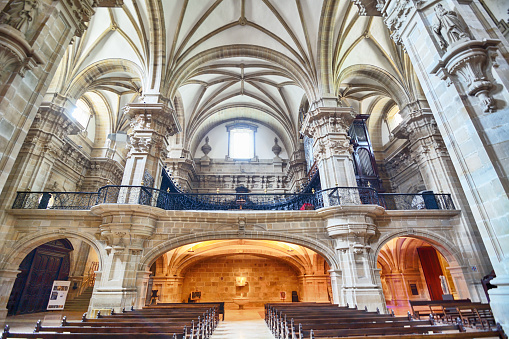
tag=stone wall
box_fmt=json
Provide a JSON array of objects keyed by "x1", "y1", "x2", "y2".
[{"x1": 178, "y1": 254, "x2": 302, "y2": 307}]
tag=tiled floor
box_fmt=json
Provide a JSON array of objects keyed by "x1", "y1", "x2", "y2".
[{"x1": 211, "y1": 308, "x2": 275, "y2": 339}]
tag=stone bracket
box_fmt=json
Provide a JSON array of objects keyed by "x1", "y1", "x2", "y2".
[
  {"x1": 0, "y1": 24, "x2": 43, "y2": 77},
  {"x1": 431, "y1": 39, "x2": 500, "y2": 113}
]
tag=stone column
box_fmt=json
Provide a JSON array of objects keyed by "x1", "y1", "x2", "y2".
[
  {"x1": 298, "y1": 274, "x2": 330, "y2": 302},
  {"x1": 0, "y1": 268, "x2": 20, "y2": 322},
  {"x1": 383, "y1": 272, "x2": 411, "y2": 307},
  {"x1": 135, "y1": 270, "x2": 152, "y2": 308},
  {"x1": 394, "y1": 107, "x2": 489, "y2": 301},
  {"x1": 328, "y1": 269, "x2": 342, "y2": 305},
  {"x1": 89, "y1": 204, "x2": 158, "y2": 313},
  {"x1": 356, "y1": 0, "x2": 509, "y2": 327},
  {"x1": 0, "y1": 0, "x2": 94, "y2": 196},
  {"x1": 301, "y1": 103, "x2": 358, "y2": 189},
  {"x1": 121, "y1": 103, "x2": 180, "y2": 190},
  {"x1": 326, "y1": 206, "x2": 386, "y2": 311}
]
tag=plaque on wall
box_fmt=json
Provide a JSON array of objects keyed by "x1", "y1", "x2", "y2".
[{"x1": 191, "y1": 291, "x2": 202, "y2": 301}]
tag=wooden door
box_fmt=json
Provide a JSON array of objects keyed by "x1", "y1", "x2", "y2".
[
  {"x1": 417, "y1": 247, "x2": 444, "y2": 300},
  {"x1": 7, "y1": 240, "x2": 72, "y2": 315}
]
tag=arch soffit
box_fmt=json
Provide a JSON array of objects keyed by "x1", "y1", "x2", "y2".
[
  {"x1": 371, "y1": 230, "x2": 465, "y2": 271},
  {"x1": 1, "y1": 230, "x2": 105, "y2": 272},
  {"x1": 337, "y1": 65, "x2": 410, "y2": 108},
  {"x1": 166, "y1": 45, "x2": 317, "y2": 103},
  {"x1": 140, "y1": 231, "x2": 339, "y2": 272},
  {"x1": 65, "y1": 59, "x2": 144, "y2": 102}
]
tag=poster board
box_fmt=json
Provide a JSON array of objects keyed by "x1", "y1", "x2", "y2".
[{"x1": 47, "y1": 280, "x2": 71, "y2": 310}]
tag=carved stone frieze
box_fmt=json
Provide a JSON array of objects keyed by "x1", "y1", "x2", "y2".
[
  {"x1": 82, "y1": 157, "x2": 124, "y2": 190},
  {"x1": 301, "y1": 106, "x2": 356, "y2": 140},
  {"x1": 384, "y1": 148, "x2": 413, "y2": 174},
  {"x1": 431, "y1": 39, "x2": 500, "y2": 113},
  {"x1": 58, "y1": 0, "x2": 95, "y2": 37},
  {"x1": 381, "y1": 0, "x2": 413, "y2": 46}
]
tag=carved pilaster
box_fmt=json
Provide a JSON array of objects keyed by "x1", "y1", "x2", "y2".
[
  {"x1": 121, "y1": 103, "x2": 181, "y2": 187},
  {"x1": 301, "y1": 106, "x2": 357, "y2": 188}
]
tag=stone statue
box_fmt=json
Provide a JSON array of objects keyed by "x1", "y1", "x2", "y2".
[
  {"x1": 439, "y1": 275, "x2": 450, "y2": 294},
  {"x1": 432, "y1": 4, "x2": 469, "y2": 50},
  {"x1": 1, "y1": 0, "x2": 39, "y2": 35}
]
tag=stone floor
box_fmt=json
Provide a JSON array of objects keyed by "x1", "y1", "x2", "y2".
[{"x1": 211, "y1": 307, "x2": 274, "y2": 339}]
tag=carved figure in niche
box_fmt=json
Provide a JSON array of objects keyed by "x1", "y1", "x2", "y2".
[
  {"x1": 432, "y1": 4, "x2": 470, "y2": 50},
  {"x1": 1, "y1": 0, "x2": 39, "y2": 36}
]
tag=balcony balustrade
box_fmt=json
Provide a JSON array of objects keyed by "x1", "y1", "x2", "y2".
[{"x1": 11, "y1": 186, "x2": 455, "y2": 211}]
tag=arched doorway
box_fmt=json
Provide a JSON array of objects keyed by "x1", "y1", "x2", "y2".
[
  {"x1": 147, "y1": 240, "x2": 332, "y2": 307},
  {"x1": 7, "y1": 239, "x2": 73, "y2": 315},
  {"x1": 377, "y1": 237, "x2": 460, "y2": 314}
]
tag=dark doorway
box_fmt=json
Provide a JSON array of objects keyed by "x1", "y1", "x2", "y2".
[{"x1": 7, "y1": 239, "x2": 73, "y2": 315}]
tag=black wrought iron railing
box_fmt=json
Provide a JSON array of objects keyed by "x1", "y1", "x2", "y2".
[
  {"x1": 12, "y1": 191, "x2": 99, "y2": 210},
  {"x1": 378, "y1": 192, "x2": 455, "y2": 210},
  {"x1": 11, "y1": 186, "x2": 455, "y2": 211}
]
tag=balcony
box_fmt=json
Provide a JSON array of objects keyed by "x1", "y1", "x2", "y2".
[{"x1": 11, "y1": 186, "x2": 455, "y2": 211}]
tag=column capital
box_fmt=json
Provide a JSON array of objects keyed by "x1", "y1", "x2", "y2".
[
  {"x1": 124, "y1": 103, "x2": 181, "y2": 158},
  {"x1": 301, "y1": 106, "x2": 357, "y2": 139},
  {"x1": 125, "y1": 103, "x2": 181, "y2": 136}
]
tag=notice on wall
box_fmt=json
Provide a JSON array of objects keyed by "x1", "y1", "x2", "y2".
[{"x1": 47, "y1": 280, "x2": 71, "y2": 310}]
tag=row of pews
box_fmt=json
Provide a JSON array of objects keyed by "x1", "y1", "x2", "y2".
[
  {"x1": 265, "y1": 302, "x2": 506, "y2": 339},
  {"x1": 410, "y1": 299, "x2": 496, "y2": 329},
  {"x1": 2, "y1": 303, "x2": 220, "y2": 339}
]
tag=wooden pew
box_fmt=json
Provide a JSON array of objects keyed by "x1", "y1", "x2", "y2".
[
  {"x1": 266, "y1": 303, "x2": 506, "y2": 339},
  {"x1": 150, "y1": 302, "x2": 225, "y2": 320},
  {"x1": 3, "y1": 304, "x2": 218, "y2": 339},
  {"x1": 409, "y1": 299, "x2": 474, "y2": 320}
]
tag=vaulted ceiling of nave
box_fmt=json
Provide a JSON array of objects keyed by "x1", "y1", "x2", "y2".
[{"x1": 49, "y1": 0, "x2": 423, "y2": 156}]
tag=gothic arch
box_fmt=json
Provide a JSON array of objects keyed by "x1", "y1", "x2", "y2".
[
  {"x1": 140, "y1": 230, "x2": 339, "y2": 272},
  {"x1": 65, "y1": 59, "x2": 144, "y2": 101},
  {"x1": 0, "y1": 230, "x2": 105, "y2": 273}
]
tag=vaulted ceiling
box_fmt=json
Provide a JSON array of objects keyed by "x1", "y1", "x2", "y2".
[
  {"x1": 48, "y1": 0, "x2": 424, "y2": 156},
  {"x1": 153, "y1": 240, "x2": 329, "y2": 277}
]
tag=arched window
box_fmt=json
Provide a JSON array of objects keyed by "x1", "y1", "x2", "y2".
[{"x1": 226, "y1": 123, "x2": 257, "y2": 160}]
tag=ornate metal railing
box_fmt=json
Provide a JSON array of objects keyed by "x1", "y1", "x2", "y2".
[
  {"x1": 12, "y1": 191, "x2": 99, "y2": 210},
  {"x1": 378, "y1": 193, "x2": 455, "y2": 210},
  {"x1": 12, "y1": 186, "x2": 455, "y2": 211}
]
